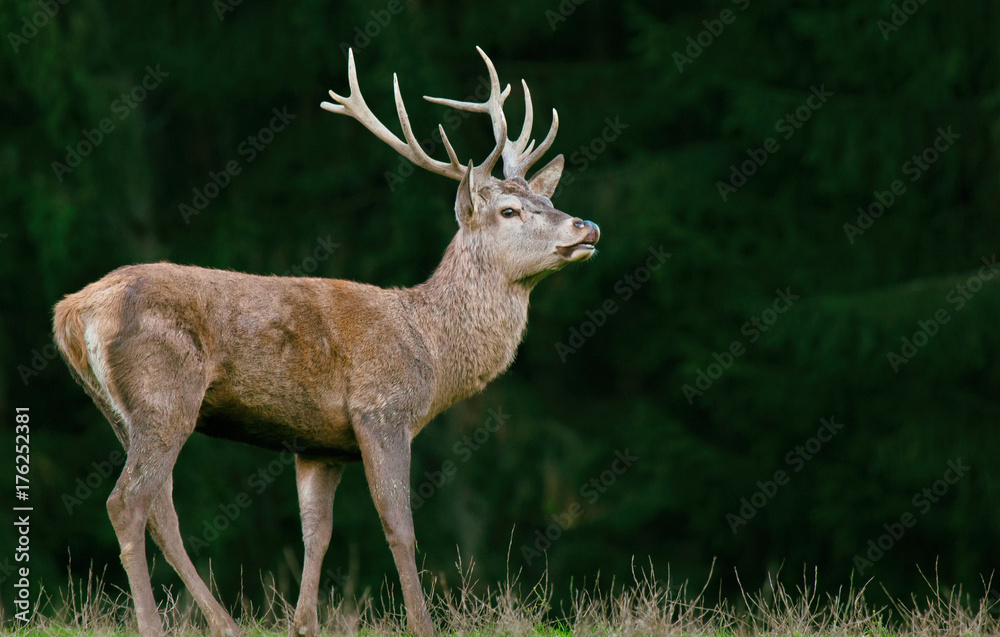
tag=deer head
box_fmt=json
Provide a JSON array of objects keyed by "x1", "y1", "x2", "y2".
[{"x1": 321, "y1": 47, "x2": 600, "y2": 286}]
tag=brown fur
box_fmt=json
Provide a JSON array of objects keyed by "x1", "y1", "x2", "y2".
[{"x1": 53, "y1": 296, "x2": 90, "y2": 386}]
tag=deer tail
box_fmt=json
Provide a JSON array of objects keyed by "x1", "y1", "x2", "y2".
[{"x1": 53, "y1": 293, "x2": 95, "y2": 390}]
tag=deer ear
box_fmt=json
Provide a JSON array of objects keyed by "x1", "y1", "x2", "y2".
[
  {"x1": 527, "y1": 154, "x2": 564, "y2": 198},
  {"x1": 455, "y1": 161, "x2": 477, "y2": 223}
]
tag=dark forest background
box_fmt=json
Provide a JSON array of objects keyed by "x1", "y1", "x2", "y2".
[{"x1": 2, "y1": 0, "x2": 999, "y2": 623}]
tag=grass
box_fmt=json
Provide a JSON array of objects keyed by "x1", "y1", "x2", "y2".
[{"x1": 4, "y1": 560, "x2": 999, "y2": 636}]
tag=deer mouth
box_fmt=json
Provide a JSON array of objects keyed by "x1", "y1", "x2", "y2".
[{"x1": 557, "y1": 240, "x2": 597, "y2": 260}]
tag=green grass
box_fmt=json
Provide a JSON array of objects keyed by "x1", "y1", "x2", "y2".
[{"x1": 4, "y1": 562, "x2": 998, "y2": 636}]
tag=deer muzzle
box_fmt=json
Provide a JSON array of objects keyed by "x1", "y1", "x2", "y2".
[{"x1": 558, "y1": 219, "x2": 601, "y2": 260}]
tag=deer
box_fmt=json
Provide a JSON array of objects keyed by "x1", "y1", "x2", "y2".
[{"x1": 53, "y1": 47, "x2": 599, "y2": 637}]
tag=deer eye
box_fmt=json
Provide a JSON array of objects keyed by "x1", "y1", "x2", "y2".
[{"x1": 500, "y1": 207, "x2": 518, "y2": 218}]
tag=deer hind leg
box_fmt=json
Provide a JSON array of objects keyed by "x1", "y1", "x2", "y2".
[
  {"x1": 291, "y1": 456, "x2": 344, "y2": 637},
  {"x1": 107, "y1": 430, "x2": 187, "y2": 637},
  {"x1": 102, "y1": 334, "x2": 211, "y2": 637},
  {"x1": 147, "y1": 475, "x2": 242, "y2": 637},
  {"x1": 354, "y1": 416, "x2": 434, "y2": 637}
]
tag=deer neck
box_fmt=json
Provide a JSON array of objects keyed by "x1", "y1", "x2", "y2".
[{"x1": 411, "y1": 231, "x2": 531, "y2": 414}]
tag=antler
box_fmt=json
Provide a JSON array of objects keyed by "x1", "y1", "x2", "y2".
[
  {"x1": 425, "y1": 47, "x2": 559, "y2": 180},
  {"x1": 322, "y1": 47, "x2": 559, "y2": 182},
  {"x1": 321, "y1": 49, "x2": 466, "y2": 181},
  {"x1": 423, "y1": 46, "x2": 511, "y2": 179}
]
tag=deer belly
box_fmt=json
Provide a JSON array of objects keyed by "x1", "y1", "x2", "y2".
[{"x1": 196, "y1": 381, "x2": 358, "y2": 457}]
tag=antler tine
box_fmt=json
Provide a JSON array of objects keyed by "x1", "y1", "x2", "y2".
[
  {"x1": 514, "y1": 108, "x2": 559, "y2": 179},
  {"x1": 321, "y1": 48, "x2": 466, "y2": 181},
  {"x1": 422, "y1": 86, "x2": 511, "y2": 113},
  {"x1": 474, "y1": 46, "x2": 508, "y2": 145},
  {"x1": 392, "y1": 74, "x2": 465, "y2": 178},
  {"x1": 437, "y1": 124, "x2": 461, "y2": 168},
  {"x1": 514, "y1": 80, "x2": 534, "y2": 152},
  {"x1": 473, "y1": 46, "x2": 510, "y2": 177},
  {"x1": 501, "y1": 79, "x2": 536, "y2": 179}
]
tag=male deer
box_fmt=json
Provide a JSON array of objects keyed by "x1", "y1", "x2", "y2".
[{"x1": 53, "y1": 48, "x2": 599, "y2": 637}]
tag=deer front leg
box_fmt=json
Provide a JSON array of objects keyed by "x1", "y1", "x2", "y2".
[
  {"x1": 291, "y1": 456, "x2": 344, "y2": 637},
  {"x1": 354, "y1": 417, "x2": 434, "y2": 637}
]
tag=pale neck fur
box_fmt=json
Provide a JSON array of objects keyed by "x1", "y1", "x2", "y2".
[{"x1": 408, "y1": 229, "x2": 531, "y2": 416}]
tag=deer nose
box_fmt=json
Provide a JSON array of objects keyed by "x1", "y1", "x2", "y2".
[{"x1": 573, "y1": 219, "x2": 600, "y2": 244}]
